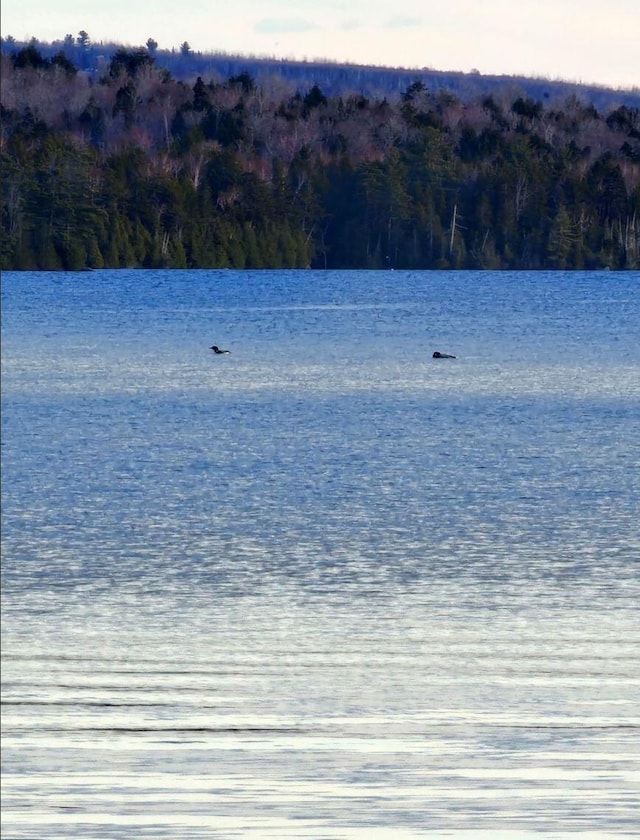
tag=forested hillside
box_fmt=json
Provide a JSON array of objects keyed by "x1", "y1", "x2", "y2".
[
  {"x1": 3, "y1": 33, "x2": 640, "y2": 111},
  {"x1": 1, "y1": 43, "x2": 639, "y2": 270}
]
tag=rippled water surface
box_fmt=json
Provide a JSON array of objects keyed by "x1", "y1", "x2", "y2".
[{"x1": 2, "y1": 270, "x2": 639, "y2": 839}]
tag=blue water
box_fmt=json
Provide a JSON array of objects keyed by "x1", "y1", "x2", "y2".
[{"x1": 2, "y1": 270, "x2": 639, "y2": 839}]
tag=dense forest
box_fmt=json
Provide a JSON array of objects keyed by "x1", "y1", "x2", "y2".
[{"x1": 1, "y1": 39, "x2": 639, "y2": 270}]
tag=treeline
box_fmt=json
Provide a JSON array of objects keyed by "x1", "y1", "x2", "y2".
[
  {"x1": 1, "y1": 44, "x2": 639, "y2": 270},
  {"x1": 4, "y1": 33, "x2": 640, "y2": 111}
]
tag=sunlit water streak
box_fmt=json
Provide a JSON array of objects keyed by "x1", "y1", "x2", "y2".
[{"x1": 2, "y1": 269, "x2": 639, "y2": 838}]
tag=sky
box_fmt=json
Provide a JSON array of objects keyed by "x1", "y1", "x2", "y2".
[{"x1": 2, "y1": 0, "x2": 639, "y2": 90}]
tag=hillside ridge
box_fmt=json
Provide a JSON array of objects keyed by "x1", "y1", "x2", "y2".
[{"x1": 2, "y1": 35, "x2": 639, "y2": 112}]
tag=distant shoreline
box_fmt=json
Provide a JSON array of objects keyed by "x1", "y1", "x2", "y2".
[{"x1": 2, "y1": 42, "x2": 638, "y2": 272}]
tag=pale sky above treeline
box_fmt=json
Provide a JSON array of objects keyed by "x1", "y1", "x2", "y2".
[{"x1": 2, "y1": 0, "x2": 638, "y2": 90}]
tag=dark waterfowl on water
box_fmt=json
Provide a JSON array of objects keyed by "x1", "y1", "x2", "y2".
[
  {"x1": 432, "y1": 351, "x2": 456, "y2": 359},
  {"x1": 210, "y1": 345, "x2": 231, "y2": 354}
]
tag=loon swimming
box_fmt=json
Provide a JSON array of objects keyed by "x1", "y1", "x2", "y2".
[
  {"x1": 210, "y1": 345, "x2": 231, "y2": 354},
  {"x1": 432, "y1": 351, "x2": 456, "y2": 359}
]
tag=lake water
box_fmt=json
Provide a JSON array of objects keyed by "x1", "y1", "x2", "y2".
[{"x1": 1, "y1": 269, "x2": 639, "y2": 839}]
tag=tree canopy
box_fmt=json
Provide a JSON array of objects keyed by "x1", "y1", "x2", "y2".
[{"x1": 1, "y1": 46, "x2": 639, "y2": 270}]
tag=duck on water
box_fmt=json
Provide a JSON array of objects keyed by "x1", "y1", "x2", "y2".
[
  {"x1": 210, "y1": 345, "x2": 231, "y2": 354},
  {"x1": 432, "y1": 351, "x2": 456, "y2": 359}
]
